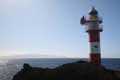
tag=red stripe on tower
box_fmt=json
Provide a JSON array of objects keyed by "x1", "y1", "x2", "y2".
[{"x1": 80, "y1": 6, "x2": 103, "y2": 65}]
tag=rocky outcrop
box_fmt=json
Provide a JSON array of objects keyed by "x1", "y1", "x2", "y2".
[{"x1": 12, "y1": 61, "x2": 120, "y2": 80}]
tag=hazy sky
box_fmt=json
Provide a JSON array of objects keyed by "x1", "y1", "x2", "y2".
[{"x1": 0, "y1": 0, "x2": 120, "y2": 58}]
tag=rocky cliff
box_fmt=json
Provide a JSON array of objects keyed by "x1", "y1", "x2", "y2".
[{"x1": 12, "y1": 61, "x2": 120, "y2": 80}]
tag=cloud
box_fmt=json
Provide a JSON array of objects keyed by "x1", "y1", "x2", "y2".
[
  {"x1": 0, "y1": 49, "x2": 26, "y2": 56},
  {"x1": 0, "y1": 48, "x2": 82, "y2": 58}
]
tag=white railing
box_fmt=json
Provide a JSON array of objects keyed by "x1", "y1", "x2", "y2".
[
  {"x1": 85, "y1": 25, "x2": 103, "y2": 32},
  {"x1": 85, "y1": 15, "x2": 102, "y2": 22}
]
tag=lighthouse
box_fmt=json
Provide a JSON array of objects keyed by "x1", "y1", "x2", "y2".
[{"x1": 80, "y1": 7, "x2": 103, "y2": 65}]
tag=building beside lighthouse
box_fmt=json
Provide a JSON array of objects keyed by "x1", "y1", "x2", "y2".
[{"x1": 80, "y1": 7, "x2": 103, "y2": 65}]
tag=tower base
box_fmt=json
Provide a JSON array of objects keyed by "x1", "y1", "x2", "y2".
[{"x1": 89, "y1": 53, "x2": 101, "y2": 65}]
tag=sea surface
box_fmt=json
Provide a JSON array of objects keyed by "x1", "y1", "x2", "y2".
[{"x1": 0, "y1": 58, "x2": 120, "y2": 80}]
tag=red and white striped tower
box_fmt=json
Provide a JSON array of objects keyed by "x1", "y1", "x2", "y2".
[{"x1": 80, "y1": 7, "x2": 103, "y2": 65}]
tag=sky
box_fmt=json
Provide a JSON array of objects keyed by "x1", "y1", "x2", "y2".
[{"x1": 0, "y1": 0, "x2": 120, "y2": 58}]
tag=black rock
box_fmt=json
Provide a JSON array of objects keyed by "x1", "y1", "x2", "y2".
[{"x1": 12, "y1": 60, "x2": 120, "y2": 80}]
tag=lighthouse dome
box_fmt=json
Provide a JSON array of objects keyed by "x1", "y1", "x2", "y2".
[{"x1": 88, "y1": 7, "x2": 98, "y2": 15}]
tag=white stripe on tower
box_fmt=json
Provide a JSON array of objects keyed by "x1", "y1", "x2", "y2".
[{"x1": 90, "y1": 42, "x2": 100, "y2": 54}]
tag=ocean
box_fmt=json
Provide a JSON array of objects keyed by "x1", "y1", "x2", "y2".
[{"x1": 0, "y1": 58, "x2": 120, "y2": 80}]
